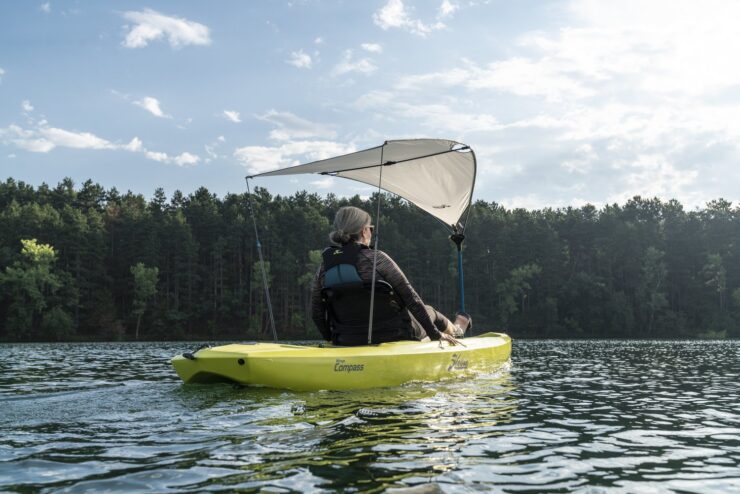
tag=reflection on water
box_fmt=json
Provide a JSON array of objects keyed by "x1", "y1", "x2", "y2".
[{"x1": 0, "y1": 340, "x2": 738, "y2": 493}]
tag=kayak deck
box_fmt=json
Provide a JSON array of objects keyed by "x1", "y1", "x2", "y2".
[{"x1": 171, "y1": 332, "x2": 511, "y2": 391}]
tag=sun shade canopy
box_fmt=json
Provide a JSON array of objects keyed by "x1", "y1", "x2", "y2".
[{"x1": 247, "y1": 139, "x2": 476, "y2": 231}]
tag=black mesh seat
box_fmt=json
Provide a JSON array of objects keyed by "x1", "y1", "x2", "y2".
[{"x1": 321, "y1": 280, "x2": 408, "y2": 345}]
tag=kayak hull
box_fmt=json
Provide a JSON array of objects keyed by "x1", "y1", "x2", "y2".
[{"x1": 171, "y1": 332, "x2": 511, "y2": 391}]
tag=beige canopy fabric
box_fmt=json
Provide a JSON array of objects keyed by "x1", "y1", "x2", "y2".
[{"x1": 248, "y1": 139, "x2": 476, "y2": 231}]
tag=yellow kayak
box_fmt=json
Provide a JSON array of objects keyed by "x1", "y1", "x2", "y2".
[{"x1": 171, "y1": 332, "x2": 511, "y2": 391}]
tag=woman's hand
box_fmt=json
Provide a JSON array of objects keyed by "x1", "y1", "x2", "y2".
[{"x1": 439, "y1": 332, "x2": 461, "y2": 346}]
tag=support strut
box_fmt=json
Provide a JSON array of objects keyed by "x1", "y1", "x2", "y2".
[{"x1": 450, "y1": 231, "x2": 466, "y2": 315}]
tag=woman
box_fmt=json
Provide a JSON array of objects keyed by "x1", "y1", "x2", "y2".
[{"x1": 311, "y1": 206, "x2": 470, "y2": 346}]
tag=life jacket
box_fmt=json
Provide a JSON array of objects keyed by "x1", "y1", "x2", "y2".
[{"x1": 321, "y1": 243, "x2": 412, "y2": 346}]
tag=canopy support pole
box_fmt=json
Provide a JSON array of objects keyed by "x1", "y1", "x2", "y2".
[
  {"x1": 245, "y1": 178, "x2": 278, "y2": 342},
  {"x1": 450, "y1": 230, "x2": 466, "y2": 323},
  {"x1": 367, "y1": 147, "x2": 385, "y2": 345}
]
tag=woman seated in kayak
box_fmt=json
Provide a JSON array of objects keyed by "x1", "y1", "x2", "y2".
[{"x1": 311, "y1": 206, "x2": 471, "y2": 346}]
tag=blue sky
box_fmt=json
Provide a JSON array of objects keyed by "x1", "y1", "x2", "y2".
[{"x1": 1, "y1": 0, "x2": 739, "y2": 208}]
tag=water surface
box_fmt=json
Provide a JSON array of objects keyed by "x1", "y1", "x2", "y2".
[{"x1": 1, "y1": 340, "x2": 738, "y2": 493}]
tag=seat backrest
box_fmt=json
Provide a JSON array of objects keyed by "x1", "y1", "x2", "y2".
[
  {"x1": 322, "y1": 279, "x2": 403, "y2": 332},
  {"x1": 320, "y1": 245, "x2": 407, "y2": 344}
]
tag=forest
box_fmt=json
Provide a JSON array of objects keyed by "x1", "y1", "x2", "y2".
[{"x1": 0, "y1": 177, "x2": 738, "y2": 342}]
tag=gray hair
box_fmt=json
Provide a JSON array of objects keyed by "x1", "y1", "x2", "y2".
[{"x1": 329, "y1": 206, "x2": 371, "y2": 245}]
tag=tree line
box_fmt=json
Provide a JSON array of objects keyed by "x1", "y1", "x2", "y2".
[{"x1": 1, "y1": 177, "x2": 738, "y2": 342}]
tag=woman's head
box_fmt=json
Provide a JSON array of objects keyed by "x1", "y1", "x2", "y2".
[{"x1": 329, "y1": 206, "x2": 372, "y2": 245}]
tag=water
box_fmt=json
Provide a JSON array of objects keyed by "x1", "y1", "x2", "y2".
[{"x1": 0, "y1": 340, "x2": 738, "y2": 493}]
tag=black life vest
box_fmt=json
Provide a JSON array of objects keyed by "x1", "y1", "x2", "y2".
[{"x1": 321, "y1": 243, "x2": 412, "y2": 346}]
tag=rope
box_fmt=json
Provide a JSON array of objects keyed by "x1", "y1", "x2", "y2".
[{"x1": 245, "y1": 178, "x2": 278, "y2": 342}]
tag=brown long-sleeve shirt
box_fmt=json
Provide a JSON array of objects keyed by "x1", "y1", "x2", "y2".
[{"x1": 311, "y1": 244, "x2": 439, "y2": 340}]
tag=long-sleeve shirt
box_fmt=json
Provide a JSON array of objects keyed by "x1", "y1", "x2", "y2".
[{"x1": 311, "y1": 244, "x2": 439, "y2": 340}]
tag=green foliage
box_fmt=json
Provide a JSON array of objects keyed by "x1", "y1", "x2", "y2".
[
  {"x1": 41, "y1": 306, "x2": 75, "y2": 341},
  {"x1": 130, "y1": 262, "x2": 159, "y2": 339},
  {"x1": 638, "y1": 247, "x2": 668, "y2": 334},
  {"x1": 297, "y1": 250, "x2": 322, "y2": 287},
  {"x1": 496, "y1": 263, "x2": 542, "y2": 324},
  {"x1": 703, "y1": 253, "x2": 727, "y2": 310},
  {"x1": 1, "y1": 177, "x2": 740, "y2": 340},
  {"x1": 733, "y1": 288, "x2": 740, "y2": 309},
  {"x1": 0, "y1": 238, "x2": 75, "y2": 340}
]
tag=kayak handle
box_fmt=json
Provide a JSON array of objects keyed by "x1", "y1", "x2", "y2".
[{"x1": 182, "y1": 343, "x2": 212, "y2": 360}]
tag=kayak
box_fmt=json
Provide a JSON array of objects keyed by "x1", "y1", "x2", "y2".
[{"x1": 171, "y1": 332, "x2": 511, "y2": 391}]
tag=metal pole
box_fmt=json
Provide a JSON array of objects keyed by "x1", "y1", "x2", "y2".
[
  {"x1": 450, "y1": 232, "x2": 466, "y2": 314},
  {"x1": 245, "y1": 178, "x2": 278, "y2": 342},
  {"x1": 367, "y1": 145, "x2": 385, "y2": 344},
  {"x1": 458, "y1": 247, "x2": 465, "y2": 313}
]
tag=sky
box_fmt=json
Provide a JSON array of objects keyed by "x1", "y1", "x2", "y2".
[{"x1": 1, "y1": 0, "x2": 739, "y2": 209}]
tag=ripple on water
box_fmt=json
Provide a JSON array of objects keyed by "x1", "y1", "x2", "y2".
[{"x1": 0, "y1": 340, "x2": 738, "y2": 492}]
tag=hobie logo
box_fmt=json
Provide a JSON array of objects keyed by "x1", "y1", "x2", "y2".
[
  {"x1": 447, "y1": 353, "x2": 469, "y2": 371},
  {"x1": 334, "y1": 359, "x2": 364, "y2": 373},
  {"x1": 333, "y1": 250, "x2": 343, "y2": 255}
]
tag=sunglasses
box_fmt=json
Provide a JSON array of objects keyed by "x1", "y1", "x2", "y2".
[{"x1": 367, "y1": 225, "x2": 374, "y2": 234}]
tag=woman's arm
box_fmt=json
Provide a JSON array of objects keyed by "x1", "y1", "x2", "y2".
[{"x1": 366, "y1": 250, "x2": 441, "y2": 339}]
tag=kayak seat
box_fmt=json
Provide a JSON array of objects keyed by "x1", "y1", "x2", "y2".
[{"x1": 322, "y1": 264, "x2": 406, "y2": 345}]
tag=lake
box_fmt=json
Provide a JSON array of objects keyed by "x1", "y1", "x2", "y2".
[{"x1": 1, "y1": 340, "x2": 738, "y2": 493}]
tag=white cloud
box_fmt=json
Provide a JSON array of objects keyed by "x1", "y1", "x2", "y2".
[
  {"x1": 396, "y1": 101, "x2": 498, "y2": 134},
  {"x1": 361, "y1": 43, "x2": 383, "y2": 54},
  {"x1": 607, "y1": 154, "x2": 699, "y2": 205},
  {"x1": 133, "y1": 96, "x2": 171, "y2": 118},
  {"x1": 204, "y1": 136, "x2": 226, "y2": 163},
  {"x1": 0, "y1": 123, "x2": 141, "y2": 154},
  {"x1": 223, "y1": 110, "x2": 241, "y2": 123},
  {"x1": 121, "y1": 9, "x2": 211, "y2": 49},
  {"x1": 366, "y1": 0, "x2": 740, "y2": 208},
  {"x1": 42, "y1": 127, "x2": 113, "y2": 149},
  {"x1": 256, "y1": 110, "x2": 337, "y2": 141},
  {"x1": 355, "y1": 92, "x2": 500, "y2": 135},
  {"x1": 0, "y1": 67, "x2": 5, "y2": 83},
  {"x1": 124, "y1": 137, "x2": 143, "y2": 152},
  {"x1": 173, "y1": 152, "x2": 199, "y2": 166},
  {"x1": 21, "y1": 100, "x2": 34, "y2": 113},
  {"x1": 145, "y1": 151, "x2": 169, "y2": 162},
  {"x1": 287, "y1": 49, "x2": 312, "y2": 69},
  {"x1": 396, "y1": 59, "x2": 593, "y2": 101},
  {"x1": 561, "y1": 144, "x2": 597, "y2": 174},
  {"x1": 311, "y1": 177, "x2": 336, "y2": 189},
  {"x1": 332, "y1": 50, "x2": 377, "y2": 76},
  {"x1": 40, "y1": 2, "x2": 51, "y2": 14},
  {"x1": 438, "y1": 0, "x2": 458, "y2": 18},
  {"x1": 144, "y1": 150, "x2": 199, "y2": 166},
  {"x1": 1, "y1": 124, "x2": 55, "y2": 153},
  {"x1": 373, "y1": 0, "x2": 445, "y2": 37},
  {"x1": 0, "y1": 113, "x2": 197, "y2": 167},
  {"x1": 314, "y1": 37, "x2": 324, "y2": 45},
  {"x1": 234, "y1": 140, "x2": 356, "y2": 175},
  {"x1": 499, "y1": 193, "x2": 550, "y2": 210}
]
